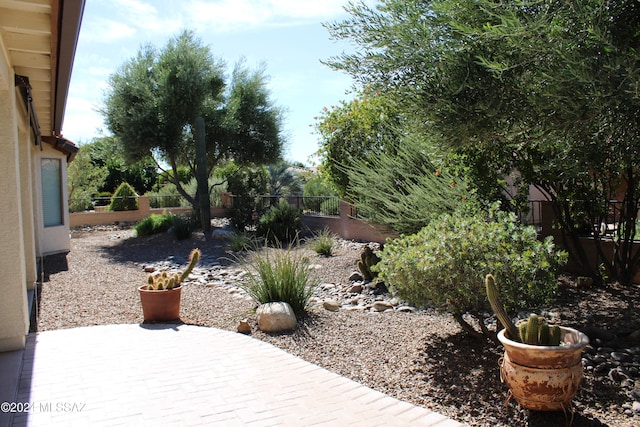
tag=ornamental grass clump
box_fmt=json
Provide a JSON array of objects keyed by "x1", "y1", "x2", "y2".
[
  {"x1": 376, "y1": 205, "x2": 567, "y2": 341},
  {"x1": 228, "y1": 231, "x2": 257, "y2": 252},
  {"x1": 309, "y1": 227, "x2": 336, "y2": 256},
  {"x1": 240, "y1": 243, "x2": 318, "y2": 318}
]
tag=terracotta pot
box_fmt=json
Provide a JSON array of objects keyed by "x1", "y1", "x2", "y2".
[
  {"x1": 497, "y1": 327, "x2": 589, "y2": 411},
  {"x1": 138, "y1": 285, "x2": 182, "y2": 321}
]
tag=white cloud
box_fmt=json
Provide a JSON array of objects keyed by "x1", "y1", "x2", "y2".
[
  {"x1": 82, "y1": 0, "x2": 184, "y2": 44},
  {"x1": 80, "y1": 19, "x2": 136, "y2": 43},
  {"x1": 186, "y1": 0, "x2": 350, "y2": 32}
]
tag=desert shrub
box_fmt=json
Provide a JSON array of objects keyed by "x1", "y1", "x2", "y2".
[
  {"x1": 309, "y1": 227, "x2": 335, "y2": 256},
  {"x1": 227, "y1": 195, "x2": 264, "y2": 231},
  {"x1": 171, "y1": 214, "x2": 196, "y2": 240},
  {"x1": 134, "y1": 214, "x2": 175, "y2": 237},
  {"x1": 257, "y1": 199, "x2": 301, "y2": 244},
  {"x1": 228, "y1": 231, "x2": 257, "y2": 252},
  {"x1": 108, "y1": 182, "x2": 138, "y2": 211},
  {"x1": 68, "y1": 193, "x2": 93, "y2": 213},
  {"x1": 376, "y1": 205, "x2": 567, "y2": 340},
  {"x1": 240, "y1": 244, "x2": 318, "y2": 317},
  {"x1": 225, "y1": 165, "x2": 269, "y2": 231}
]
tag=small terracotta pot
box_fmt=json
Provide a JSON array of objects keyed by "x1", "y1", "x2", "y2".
[
  {"x1": 498, "y1": 327, "x2": 589, "y2": 411},
  {"x1": 138, "y1": 285, "x2": 182, "y2": 322}
]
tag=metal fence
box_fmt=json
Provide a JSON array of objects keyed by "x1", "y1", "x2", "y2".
[{"x1": 229, "y1": 195, "x2": 342, "y2": 217}]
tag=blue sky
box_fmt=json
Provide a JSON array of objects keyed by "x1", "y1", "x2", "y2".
[{"x1": 62, "y1": 0, "x2": 370, "y2": 165}]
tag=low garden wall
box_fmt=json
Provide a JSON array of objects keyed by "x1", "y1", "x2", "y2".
[
  {"x1": 69, "y1": 196, "x2": 226, "y2": 228},
  {"x1": 70, "y1": 195, "x2": 395, "y2": 243},
  {"x1": 301, "y1": 200, "x2": 396, "y2": 243}
]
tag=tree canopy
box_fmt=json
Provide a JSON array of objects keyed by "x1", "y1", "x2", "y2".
[
  {"x1": 324, "y1": 0, "x2": 640, "y2": 283},
  {"x1": 102, "y1": 30, "x2": 284, "y2": 229},
  {"x1": 313, "y1": 91, "x2": 406, "y2": 196}
]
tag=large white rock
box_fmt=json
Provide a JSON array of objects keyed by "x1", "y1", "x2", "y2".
[{"x1": 256, "y1": 302, "x2": 298, "y2": 332}]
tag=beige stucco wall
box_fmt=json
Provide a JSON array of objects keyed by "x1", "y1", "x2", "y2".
[
  {"x1": 0, "y1": 65, "x2": 30, "y2": 351},
  {"x1": 18, "y1": 108, "x2": 37, "y2": 289}
]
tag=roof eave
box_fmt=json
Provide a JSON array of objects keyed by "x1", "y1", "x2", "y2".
[{"x1": 51, "y1": 0, "x2": 85, "y2": 136}]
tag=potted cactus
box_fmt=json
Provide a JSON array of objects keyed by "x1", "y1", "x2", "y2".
[
  {"x1": 138, "y1": 248, "x2": 201, "y2": 321},
  {"x1": 486, "y1": 274, "x2": 589, "y2": 413}
]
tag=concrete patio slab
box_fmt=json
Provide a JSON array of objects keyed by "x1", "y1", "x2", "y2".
[{"x1": 2, "y1": 324, "x2": 465, "y2": 426}]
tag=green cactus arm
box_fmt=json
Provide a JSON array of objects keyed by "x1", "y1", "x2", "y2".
[
  {"x1": 549, "y1": 325, "x2": 561, "y2": 346},
  {"x1": 539, "y1": 322, "x2": 550, "y2": 345},
  {"x1": 523, "y1": 314, "x2": 539, "y2": 344},
  {"x1": 485, "y1": 274, "x2": 520, "y2": 341},
  {"x1": 179, "y1": 249, "x2": 201, "y2": 282}
]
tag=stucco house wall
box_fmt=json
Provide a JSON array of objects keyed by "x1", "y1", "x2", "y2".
[
  {"x1": 0, "y1": 0, "x2": 85, "y2": 352},
  {"x1": 0, "y1": 47, "x2": 31, "y2": 351}
]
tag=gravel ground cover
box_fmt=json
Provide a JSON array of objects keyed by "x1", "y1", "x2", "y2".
[{"x1": 34, "y1": 223, "x2": 640, "y2": 427}]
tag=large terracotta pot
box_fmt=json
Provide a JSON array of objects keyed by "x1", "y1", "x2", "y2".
[
  {"x1": 498, "y1": 326, "x2": 589, "y2": 411},
  {"x1": 138, "y1": 285, "x2": 182, "y2": 321}
]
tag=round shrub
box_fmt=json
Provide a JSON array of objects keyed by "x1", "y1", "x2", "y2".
[
  {"x1": 171, "y1": 214, "x2": 195, "y2": 240},
  {"x1": 134, "y1": 214, "x2": 175, "y2": 237},
  {"x1": 376, "y1": 206, "x2": 567, "y2": 340},
  {"x1": 109, "y1": 182, "x2": 138, "y2": 211},
  {"x1": 257, "y1": 199, "x2": 301, "y2": 244}
]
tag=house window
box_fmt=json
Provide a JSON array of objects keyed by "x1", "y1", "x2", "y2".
[{"x1": 41, "y1": 158, "x2": 63, "y2": 227}]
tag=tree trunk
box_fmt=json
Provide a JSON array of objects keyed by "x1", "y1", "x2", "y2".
[{"x1": 195, "y1": 116, "x2": 211, "y2": 231}]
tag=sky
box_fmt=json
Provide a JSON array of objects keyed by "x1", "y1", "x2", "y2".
[{"x1": 62, "y1": 0, "x2": 370, "y2": 165}]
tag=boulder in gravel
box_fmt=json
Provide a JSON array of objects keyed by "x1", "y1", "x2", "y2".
[
  {"x1": 372, "y1": 301, "x2": 393, "y2": 312},
  {"x1": 349, "y1": 284, "x2": 364, "y2": 294},
  {"x1": 323, "y1": 299, "x2": 340, "y2": 312},
  {"x1": 256, "y1": 302, "x2": 297, "y2": 332},
  {"x1": 349, "y1": 272, "x2": 364, "y2": 282},
  {"x1": 237, "y1": 319, "x2": 251, "y2": 334}
]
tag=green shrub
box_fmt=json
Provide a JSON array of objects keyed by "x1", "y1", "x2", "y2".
[
  {"x1": 257, "y1": 199, "x2": 301, "y2": 243},
  {"x1": 171, "y1": 214, "x2": 195, "y2": 240},
  {"x1": 227, "y1": 195, "x2": 264, "y2": 231},
  {"x1": 240, "y1": 244, "x2": 318, "y2": 318},
  {"x1": 309, "y1": 227, "x2": 335, "y2": 256},
  {"x1": 68, "y1": 192, "x2": 93, "y2": 213},
  {"x1": 134, "y1": 214, "x2": 175, "y2": 237},
  {"x1": 229, "y1": 231, "x2": 257, "y2": 252},
  {"x1": 376, "y1": 205, "x2": 567, "y2": 340},
  {"x1": 108, "y1": 182, "x2": 138, "y2": 211}
]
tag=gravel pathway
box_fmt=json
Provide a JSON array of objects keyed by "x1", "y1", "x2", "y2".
[{"x1": 34, "y1": 225, "x2": 640, "y2": 427}]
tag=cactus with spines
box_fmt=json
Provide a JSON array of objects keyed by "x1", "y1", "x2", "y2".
[
  {"x1": 146, "y1": 249, "x2": 201, "y2": 290},
  {"x1": 357, "y1": 245, "x2": 381, "y2": 282},
  {"x1": 519, "y1": 314, "x2": 561, "y2": 346},
  {"x1": 485, "y1": 274, "x2": 520, "y2": 341}
]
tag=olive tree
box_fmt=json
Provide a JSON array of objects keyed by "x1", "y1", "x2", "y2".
[
  {"x1": 325, "y1": 0, "x2": 640, "y2": 283},
  {"x1": 102, "y1": 30, "x2": 283, "y2": 230}
]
